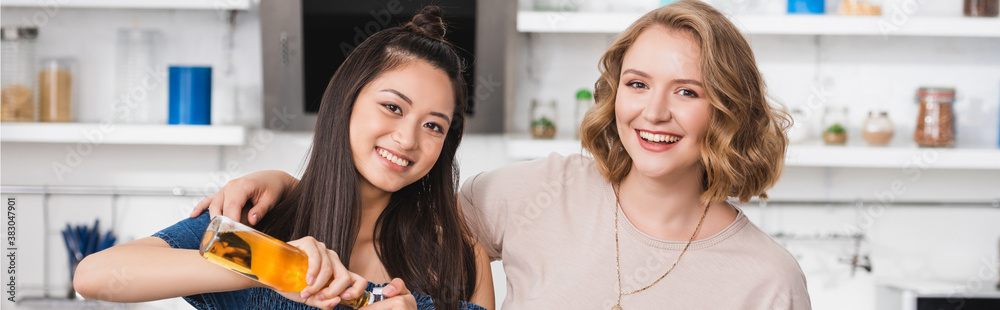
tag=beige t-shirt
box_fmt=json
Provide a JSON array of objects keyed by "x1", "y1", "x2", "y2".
[{"x1": 459, "y1": 153, "x2": 811, "y2": 309}]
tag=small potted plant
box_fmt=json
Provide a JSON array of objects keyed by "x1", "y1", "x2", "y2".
[
  {"x1": 531, "y1": 116, "x2": 556, "y2": 139},
  {"x1": 823, "y1": 123, "x2": 847, "y2": 145}
]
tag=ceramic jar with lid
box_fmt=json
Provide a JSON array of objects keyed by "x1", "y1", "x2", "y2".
[{"x1": 862, "y1": 111, "x2": 893, "y2": 146}]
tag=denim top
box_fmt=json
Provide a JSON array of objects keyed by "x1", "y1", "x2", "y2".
[{"x1": 152, "y1": 212, "x2": 486, "y2": 310}]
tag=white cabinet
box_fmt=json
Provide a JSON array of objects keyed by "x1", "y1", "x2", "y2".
[
  {"x1": 0, "y1": 1, "x2": 255, "y2": 146},
  {"x1": 0, "y1": 123, "x2": 246, "y2": 146},
  {"x1": 0, "y1": 0, "x2": 252, "y2": 10}
]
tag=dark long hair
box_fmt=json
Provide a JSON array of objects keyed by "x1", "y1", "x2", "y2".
[{"x1": 254, "y1": 6, "x2": 476, "y2": 309}]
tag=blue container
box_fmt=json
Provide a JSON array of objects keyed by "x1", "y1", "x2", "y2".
[
  {"x1": 168, "y1": 66, "x2": 212, "y2": 125},
  {"x1": 788, "y1": 0, "x2": 824, "y2": 14}
]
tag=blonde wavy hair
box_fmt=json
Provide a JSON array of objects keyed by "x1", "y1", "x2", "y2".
[{"x1": 580, "y1": 0, "x2": 790, "y2": 203}]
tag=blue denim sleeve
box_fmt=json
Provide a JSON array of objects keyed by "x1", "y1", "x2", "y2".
[
  {"x1": 373, "y1": 283, "x2": 487, "y2": 310},
  {"x1": 152, "y1": 212, "x2": 211, "y2": 250},
  {"x1": 152, "y1": 212, "x2": 253, "y2": 310},
  {"x1": 460, "y1": 300, "x2": 488, "y2": 310}
]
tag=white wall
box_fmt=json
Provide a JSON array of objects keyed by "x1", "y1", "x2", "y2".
[{"x1": 3, "y1": 2, "x2": 1000, "y2": 310}]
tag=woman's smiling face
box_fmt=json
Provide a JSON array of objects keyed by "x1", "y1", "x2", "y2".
[
  {"x1": 349, "y1": 60, "x2": 455, "y2": 194},
  {"x1": 615, "y1": 25, "x2": 712, "y2": 180}
]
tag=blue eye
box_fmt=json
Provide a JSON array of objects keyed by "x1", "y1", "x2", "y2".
[
  {"x1": 678, "y1": 89, "x2": 699, "y2": 98},
  {"x1": 382, "y1": 104, "x2": 402, "y2": 115},
  {"x1": 626, "y1": 81, "x2": 647, "y2": 89},
  {"x1": 424, "y1": 122, "x2": 444, "y2": 134}
]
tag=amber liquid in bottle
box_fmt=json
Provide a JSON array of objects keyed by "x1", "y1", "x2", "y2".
[{"x1": 200, "y1": 216, "x2": 379, "y2": 308}]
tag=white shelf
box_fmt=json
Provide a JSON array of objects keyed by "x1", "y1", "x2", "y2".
[
  {"x1": 505, "y1": 137, "x2": 1000, "y2": 170},
  {"x1": 1, "y1": 123, "x2": 246, "y2": 146},
  {"x1": 0, "y1": 0, "x2": 252, "y2": 10},
  {"x1": 734, "y1": 15, "x2": 1000, "y2": 37},
  {"x1": 785, "y1": 142, "x2": 1000, "y2": 169},
  {"x1": 517, "y1": 11, "x2": 1000, "y2": 37},
  {"x1": 518, "y1": 12, "x2": 643, "y2": 34}
]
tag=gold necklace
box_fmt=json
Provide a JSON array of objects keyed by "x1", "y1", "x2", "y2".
[{"x1": 612, "y1": 186, "x2": 710, "y2": 310}]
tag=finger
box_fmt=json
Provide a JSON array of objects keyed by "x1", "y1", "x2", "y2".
[
  {"x1": 289, "y1": 238, "x2": 321, "y2": 299},
  {"x1": 247, "y1": 192, "x2": 280, "y2": 225},
  {"x1": 359, "y1": 295, "x2": 414, "y2": 310},
  {"x1": 221, "y1": 187, "x2": 251, "y2": 223},
  {"x1": 304, "y1": 295, "x2": 336, "y2": 310},
  {"x1": 341, "y1": 272, "x2": 368, "y2": 301},
  {"x1": 307, "y1": 242, "x2": 335, "y2": 298},
  {"x1": 325, "y1": 297, "x2": 342, "y2": 309},
  {"x1": 319, "y1": 250, "x2": 352, "y2": 301},
  {"x1": 381, "y1": 278, "x2": 409, "y2": 297},
  {"x1": 190, "y1": 196, "x2": 212, "y2": 217},
  {"x1": 208, "y1": 193, "x2": 224, "y2": 220}
]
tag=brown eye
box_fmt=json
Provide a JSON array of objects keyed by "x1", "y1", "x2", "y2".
[
  {"x1": 424, "y1": 122, "x2": 444, "y2": 134},
  {"x1": 678, "y1": 89, "x2": 699, "y2": 98},
  {"x1": 382, "y1": 104, "x2": 402, "y2": 115},
  {"x1": 626, "y1": 81, "x2": 648, "y2": 89}
]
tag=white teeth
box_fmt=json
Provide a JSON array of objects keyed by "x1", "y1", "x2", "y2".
[
  {"x1": 378, "y1": 149, "x2": 409, "y2": 167},
  {"x1": 639, "y1": 131, "x2": 681, "y2": 143}
]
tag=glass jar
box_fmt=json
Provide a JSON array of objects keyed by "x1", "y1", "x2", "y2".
[
  {"x1": 1, "y1": 26, "x2": 39, "y2": 122},
  {"x1": 964, "y1": 0, "x2": 999, "y2": 17},
  {"x1": 862, "y1": 111, "x2": 893, "y2": 146},
  {"x1": 837, "y1": 0, "x2": 882, "y2": 15},
  {"x1": 38, "y1": 58, "x2": 75, "y2": 122},
  {"x1": 534, "y1": 0, "x2": 578, "y2": 12},
  {"x1": 530, "y1": 99, "x2": 557, "y2": 139},
  {"x1": 822, "y1": 106, "x2": 848, "y2": 145},
  {"x1": 914, "y1": 87, "x2": 956, "y2": 147},
  {"x1": 574, "y1": 89, "x2": 593, "y2": 139},
  {"x1": 116, "y1": 28, "x2": 165, "y2": 124}
]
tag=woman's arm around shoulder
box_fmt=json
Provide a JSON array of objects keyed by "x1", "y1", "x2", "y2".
[{"x1": 469, "y1": 242, "x2": 495, "y2": 310}]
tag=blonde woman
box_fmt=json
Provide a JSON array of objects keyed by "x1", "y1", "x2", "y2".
[{"x1": 195, "y1": 1, "x2": 810, "y2": 308}]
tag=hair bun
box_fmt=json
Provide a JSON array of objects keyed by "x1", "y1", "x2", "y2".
[{"x1": 404, "y1": 6, "x2": 447, "y2": 41}]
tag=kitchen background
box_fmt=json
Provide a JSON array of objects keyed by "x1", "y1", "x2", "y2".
[{"x1": 1, "y1": 0, "x2": 999, "y2": 309}]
